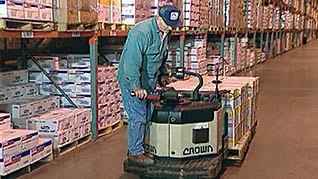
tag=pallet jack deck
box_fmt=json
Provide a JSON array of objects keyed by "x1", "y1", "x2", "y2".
[{"x1": 124, "y1": 155, "x2": 223, "y2": 179}]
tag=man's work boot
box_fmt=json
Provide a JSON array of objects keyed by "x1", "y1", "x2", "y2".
[{"x1": 128, "y1": 153, "x2": 154, "y2": 166}]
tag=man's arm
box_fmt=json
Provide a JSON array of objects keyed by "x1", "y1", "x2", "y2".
[{"x1": 123, "y1": 31, "x2": 148, "y2": 89}]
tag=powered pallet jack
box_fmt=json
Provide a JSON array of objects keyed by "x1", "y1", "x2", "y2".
[{"x1": 124, "y1": 67, "x2": 229, "y2": 178}]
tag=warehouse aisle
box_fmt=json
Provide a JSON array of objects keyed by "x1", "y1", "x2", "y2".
[{"x1": 20, "y1": 40, "x2": 318, "y2": 179}]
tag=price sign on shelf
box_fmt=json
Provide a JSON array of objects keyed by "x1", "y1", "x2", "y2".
[
  {"x1": 110, "y1": 30, "x2": 117, "y2": 36},
  {"x1": 21, "y1": 31, "x2": 34, "y2": 38},
  {"x1": 72, "y1": 32, "x2": 81, "y2": 37}
]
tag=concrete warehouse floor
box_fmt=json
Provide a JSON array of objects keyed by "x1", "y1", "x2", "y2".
[{"x1": 20, "y1": 40, "x2": 318, "y2": 179}]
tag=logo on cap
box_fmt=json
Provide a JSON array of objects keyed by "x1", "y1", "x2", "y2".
[{"x1": 170, "y1": 12, "x2": 179, "y2": 21}]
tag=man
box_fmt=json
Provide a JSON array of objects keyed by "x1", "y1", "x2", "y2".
[{"x1": 117, "y1": 5, "x2": 181, "y2": 166}]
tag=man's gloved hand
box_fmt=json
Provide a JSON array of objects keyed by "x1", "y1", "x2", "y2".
[
  {"x1": 160, "y1": 74, "x2": 170, "y2": 86},
  {"x1": 133, "y1": 88, "x2": 148, "y2": 100}
]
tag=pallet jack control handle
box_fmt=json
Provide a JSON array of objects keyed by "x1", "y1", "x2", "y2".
[{"x1": 130, "y1": 92, "x2": 161, "y2": 101}]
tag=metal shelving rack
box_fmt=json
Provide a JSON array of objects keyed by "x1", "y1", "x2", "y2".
[{"x1": 0, "y1": 0, "x2": 317, "y2": 141}]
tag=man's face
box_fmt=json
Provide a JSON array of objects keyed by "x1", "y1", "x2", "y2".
[{"x1": 159, "y1": 17, "x2": 172, "y2": 33}]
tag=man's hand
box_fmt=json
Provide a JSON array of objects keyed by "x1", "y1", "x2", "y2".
[
  {"x1": 160, "y1": 74, "x2": 170, "y2": 86},
  {"x1": 133, "y1": 88, "x2": 148, "y2": 100}
]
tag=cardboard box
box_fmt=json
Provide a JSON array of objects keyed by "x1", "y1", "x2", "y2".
[
  {"x1": 76, "y1": 83, "x2": 91, "y2": 95},
  {"x1": 24, "y1": 83, "x2": 39, "y2": 97},
  {"x1": 0, "y1": 88, "x2": 10, "y2": 104},
  {"x1": 28, "y1": 70, "x2": 43, "y2": 84},
  {"x1": 39, "y1": 5, "x2": 53, "y2": 21},
  {"x1": 0, "y1": 130, "x2": 22, "y2": 159},
  {"x1": 75, "y1": 69, "x2": 91, "y2": 83},
  {"x1": 80, "y1": 122, "x2": 91, "y2": 138},
  {"x1": 0, "y1": 114, "x2": 11, "y2": 131},
  {"x1": 0, "y1": 101, "x2": 35, "y2": 119},
  {"x1": 39, "y1": 82, "x2": 57, "y2": 95},
  {"x1": 0, "y1": 1, "x2": 25, "y2": 19},
  {"x1": 71, "y1": 126, "x2": 80, "y2": 141},
  {"x1": 41, "y1": 130, "x2": 70, "y2": 148},
  {"x1": 0, "y1": 149, "x2": 31, "y2": 176},
  {"x1": 75, "y1": 95, "x2": 91, "y2": 107},
  {"x1": 0, "y1": 70, "x2": 28, "y2": 86},
  {"x1": 31, "y1": 138, "x2": 52, "y2": 164},
  {"x1": 67, "y1": 55, "x2": 90, "y2": 68},
  {"x1": 40, "y1": 0, "x2": 52, "y2": 6},
  {"x1": 50, "y1": 70, "x2": 69, "y2": 83},
  {"x1": 44, "y1": 96, "x2": 60, "y2": 111},
  {"x1": 11, "y1": 130, "x2": 39, "y2": 151},
  {"x1": 24, "y1": 2, "x2": 40, "y2": 20},
  {"x1": 28, "y1": 111, "x2": 70, "y2": 134}
]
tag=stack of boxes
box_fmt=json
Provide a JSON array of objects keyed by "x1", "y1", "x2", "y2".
[
  {"x1": 168, "y1": 75, "x2": 260, "y2": 148},
  {"x1": 98, "y1": 0, "x2": 111, "y2": 23},
  {"x1": 167, "y1": 38, "x2": 208, "y2": 75},
  {"x1": 263, "y1": 6, "x2": 269, "y2": 29},
  {"x1": 0, "y1": 114, "x2": 53, "y2": 176},
  {"x1": 246, "y1": 0, "x2": 256, "y2": 29},
  {"x1": 28, "y1": 55, "x2": 92, "y2": 108},
  {"x1": 28, "y1": 108, "x2": 92, "y2": 148},
  {"x1": 183, "y1": 0, "x2": 200, "y2": 27},
  {"x1": 256, "y1": 2, "x2": 263, "y2": 29},
  {"x1": 236, "y1": 37, "x2": 248, "y2": 71},
  {"x1": 0, "y1": 0, "x2": 53, "y2": 21},
  {"x1": 121, "y1": 0, "x2": 153, "y2": 25},
  {"x1": 274, "y1": 7, "x2": 280, "y2": 30},
  {"x1": 54, "y1": 0, "x2": 98, "y2": 25},
  {"x1": 199, "y1": 0, "x2": 209, "y2": 28},
  {"x1": 0, "y1": 70, "x2": 59, "y2": 129},
  {"x1": 97, "y1": 66, "x2": 122, "y2": 130}
]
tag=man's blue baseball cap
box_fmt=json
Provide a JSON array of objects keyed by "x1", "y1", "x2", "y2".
[{"x1": 159, "y1": 5, "x2": 182, "y2": 28}]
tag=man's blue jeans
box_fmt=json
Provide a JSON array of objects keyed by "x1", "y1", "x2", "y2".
[{"x1": 120, "y1": 81, "x2": 154, "y2": 155}]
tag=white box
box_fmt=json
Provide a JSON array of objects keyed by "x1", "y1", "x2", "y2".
[
  {"x1": 39, "y1": 82, "x2": 57, "y2": 95},
  {"x1": 68, "y1": 69, "x2": 78, "y2": 82},
  {"x1": 0, "y1": 130, "x2": 22, "y2": 159},
  {"x1": 41, "y1": 130, "x2": 70, "y2": 148},
  {"x1": 0, "y1": 88, "x2": 10, "y2": 104},
  {"x1": 0, "y1": 149, "x2": 31, "y2": 176},
  {"x1": 60, "y1": 82, "x2": 76, "y2": 96},
  {"x1": 28, "y1": 112, "x2": 70, "y2": 134},
  {"x1": 28, "y1": 70, "x2": 43, "y2": 84},
  {"x1": 10, "y1": 130, "x2": 39, "y2": 151},
  {"x1": 0, "y1": 0, "x2": 25, "y2": 19},
  {"x1": 31, "y1": 138, "x2": 52, "y2": 164},
  {"x1": 80, "y1": 122, "x2": 91, "y2": 138},
  {"x1": 0, "y1": 70, "x2": 28, "y2": 86},
  {"x1": 24, "y1": 83, "x2": 39, "y2": 97},
  {"x1": 75, "y1": 95, "x2": 91, "y2": 107},
  {"x1": 0, "y1": 101, "x2": 35, "y2": 119},
  {"x1": 9, "y1": 85, "x2": 25, "y2": 101},
  {"x1": 50, "y1": 70, "x2": 69, "y2": 83},
  {"x1": 40, "y1": 0, "x2": 52, "y2": 6},
  {"x1": 44, "y1": 96, "x2": 60, "y2": 111},
  {"x1": 39, "y1": 5, "x2": 53, "y2": 21},
  {"x1": 0, "y1": 114, "x2": 11, "y2": 131},
  {"x1": 75, "y1": 69, "x2": 91, "y2": 83},
  {"x1": 67, "y1": 55, "x2": 90, "y2": 68},
  {"x1": 75, "y1": 108, "x2": 91, "y2": 125},
  {"x1": 24, "y1": 2, "x2": 40, "y2": 20},
  {"x1": 71, "y1": 126, "x2": 80, "y2": 141},
  {"x1": 76, "y1": 83, "x2": 91, "y2": 95}
]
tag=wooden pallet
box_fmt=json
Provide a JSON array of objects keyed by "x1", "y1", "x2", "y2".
[
  {"x1": 53, "y1": 134, "x2": 92, "y2": 157},
  {"x1": 0, "y1": 153, "x2": 53, "y2": 179},
  {"x1": 226, "y1": 121, "x2": 258, "y2": 166},
  {"x1": 56, "y1": 23, "x2": 97, "y2": 31},
  {"x1": 0, "y1": 19, "x2": 54, "y2": 31},
  {"x1": 97, "y1": 22, "x2": 132, "y2": 31},
  {"x1": 98, "y1": 120, "x2": 124, "y2": 138}
]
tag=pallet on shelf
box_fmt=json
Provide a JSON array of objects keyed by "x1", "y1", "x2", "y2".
[
  {"x1": 98, "y1": 120, "x2": 124, "y2": 138},
  {"x1": 0, "y1": 152, "x2": 53, "y2": 179},
  {"x1": 56, "y1": 23, "x2": 97, "y2": 32},
  {"x1": 97, "y1": 22, "x2": 133, "y2": 32},
  {"x1": 53, "y1": 134, "x2": 92, "y2": 157},
  {"x1": 0, "y1": 19, "x2": 54, "y2": 31}
]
